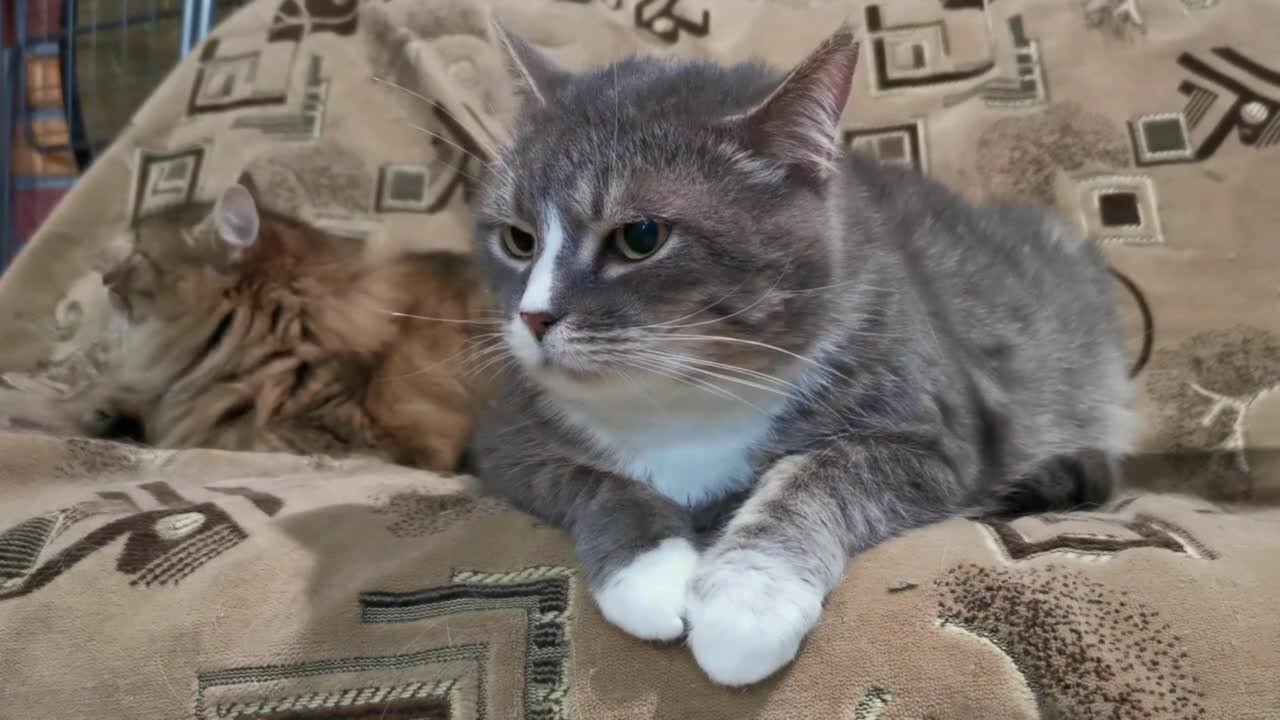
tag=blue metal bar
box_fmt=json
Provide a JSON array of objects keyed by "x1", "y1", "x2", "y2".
[
  {"x1": 119, "y1": 0, "x2": 127, "y2": 83},
  {"x1": 179, "y1": 0, "x2": 195, "y2": 55},
  {"x1": 196, "y1": 0, "x2": 212, "y2": 42},
  {"x1": 17, "y1": 6, "x2": 179, "y2": 40},
  {"x1": 1, "y1": 47, "x2": 16, "y2": 268},
  {"x1": 1, "y1": 0, "x2": 20, "y2": 269},
  {"x1": 14, "y1": 175, "x2": 78, "y2": 190},
  {"x1": 146, "y1": 0, "x2": 159, "y2": 96},
  {"x1": 12, "y1": 0, "x2": 42, "y2": 153},
  {"x1": 62, "y1": 0, "x2": 94, "y2": 169},
  {"x1": 62, "y1": 0, "x2": 77, "y2": 145},
  {"x1": 11, "y1": 0, "x2": 82, "y2": 158},
  {"x1": 14, "y1": 0, "x2": 27, "y2": 44}
]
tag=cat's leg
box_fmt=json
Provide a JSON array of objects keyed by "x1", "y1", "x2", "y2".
[
  {"x1": 0, "y1": 388, "x2": 83, "y2": 435},
  {"x1": 559, "y1": 467, "x2": 699, "y2": 641},
  {"x1": 686, "y1": 443, "x2": 955, "y2": 686},
  {"x1": 0, "y1": 387, "x2": 119, "y2": 437},
  {"x1": 485, "y1": 460, "x2": 698, "y2": 641}
]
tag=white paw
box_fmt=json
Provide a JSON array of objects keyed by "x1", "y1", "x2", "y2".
[
  {"x1": 593, "y1": 538, "x2": 699, "y2": 641},
  {"x1": 686, "y1": 550, "x2": 824, "y2": 686}
]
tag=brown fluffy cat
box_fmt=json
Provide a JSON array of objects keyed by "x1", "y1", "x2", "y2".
[{"x1": 1, "y1": 181, "x2": 492, "y2": 471}]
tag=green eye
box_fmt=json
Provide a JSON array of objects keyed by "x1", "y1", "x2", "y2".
[
  {"x1": 613, "y1": 221, "x2": 670, "y2": 260},
  {"x1": 501, "y1": 226, "x2": 537, "y2": 259}
]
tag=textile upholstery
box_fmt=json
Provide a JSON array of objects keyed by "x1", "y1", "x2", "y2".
[{"x1": 1, "y1": 1, "x2": 1278, "y2": 717}]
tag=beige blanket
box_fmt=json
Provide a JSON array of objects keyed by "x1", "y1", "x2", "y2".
[{"x1": 2, "y1": 0, "x2": 1279, "y2": 717}]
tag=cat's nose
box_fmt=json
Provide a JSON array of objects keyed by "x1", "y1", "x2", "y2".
[{"x1": 519, "y1": 311, "x2": 560, "y2": 341}]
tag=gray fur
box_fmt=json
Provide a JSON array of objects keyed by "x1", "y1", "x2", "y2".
[{"x1": 469, "y1": 24, "x2": 1133, "y2": 685}]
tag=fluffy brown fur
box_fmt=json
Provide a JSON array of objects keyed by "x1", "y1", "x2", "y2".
[{"x1": 2, "y1": 182, "x2": 492, "y2": 471}]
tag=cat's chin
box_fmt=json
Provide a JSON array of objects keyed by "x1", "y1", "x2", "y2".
[
  {"x1": 533, "y1": 363, "x2": 603, "y2": 384},
  {"x1": 507, "y1": 329, "x2": 634, "y2": 389},
  {"x1": 519, "y1": 355, "x2": 610, "y2": 387},
  {"x1": 507, "y1": 327, "x2": 606, "y2": 382}
]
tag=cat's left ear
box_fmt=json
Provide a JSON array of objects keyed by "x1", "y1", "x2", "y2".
[
  {"x1": 740, "y1": 23, "x2": 861, "y2": 180},
  {"x1": 490, "y1": 17, "x2": 569, "y2": 107},
  {"x1": 213, "y1": 183, "x2": 260, "y2": 255}
]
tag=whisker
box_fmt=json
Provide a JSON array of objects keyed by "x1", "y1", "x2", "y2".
[
  {"x1": 637, "y1": 350, "x2": 801, "y2": 393},
  {"x1": 370, "y1": 74, "x2": 505, "y2": 159},
  {"x1": 465, "y1": 345, "x2": 517, "y2": 380},
  {"x1": 626, "y1": 357, "x2": 744, "y2": 408},
  {"x1": 456, "y1": 341, "x2": 510, "y2": 373},
  {"x1": 436, "y1": 333, "x2": 504, "y2": 364},
  {"x1": 610, "y1": 60, "x2": 620, "y2": 193},
  {"x1": 376, "y1": 334, "x2": 505, "y2": 383},
  {"x1": 661, "y1": 261, "x2": 793, "y2": 331},
  {"x1": 489, "y1": 356, "x2": 523, "y2": 381},
  {"x1": 494, "y1": 415, "x2": 547, "y2": 439},
  {"x1": 634, "y1": 352, "x2": 794, "y2": 402},
  {"x1": 633, "y1": 277, "x2": 752, "y2": 331},
  {"x1": 629, "y1": 271, "x2": 892, "y2": 334},
  {"x1": 637, "y1": 350, "x2": 855, "y2": 423},
  {"x1": 380, "y1": 308, "x2": 506, "y2": 325},
  {"x1": 781, "y1": 277, "x2": 895, "y2": 295},
  {"x1": 462, "y1": 308, "x2": 510, "y2": 319},
  {"x1": 400, "y1": 122, "x2": 493, "y2": 182},
  {"x1": 646, "y1": 333, "x2": 856, "y2": 384},
  {"x1": 624, "y1": 355, "x2": 769, "y2": 416},
  {"x1": 469, "y1": 354, "x2": 521, "y2": 386}
]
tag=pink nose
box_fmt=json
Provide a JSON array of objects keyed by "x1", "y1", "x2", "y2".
[{"x1": 519, "y1": 311, "x2": 559, "y2": 341}]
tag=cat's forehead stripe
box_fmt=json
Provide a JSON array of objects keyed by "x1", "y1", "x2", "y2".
[
  {"x1": 520, "y1": 206, "x2": 566, "y2": 313},
  {"x1": 571, "y1": 172, "x2": 599, "y2": 220}
]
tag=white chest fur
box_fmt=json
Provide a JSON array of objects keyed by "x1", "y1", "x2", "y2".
[{"x1": 541, "y1": 375, "x2": 791, "y2": 508}]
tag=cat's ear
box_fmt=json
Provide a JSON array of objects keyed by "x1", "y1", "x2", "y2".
[
  {"x1": 234, "y1": 170, "x2": 263, "y2": 206},
  {"x1": 213, "y1": 184, "x2": 260, "y2": 254},
  {"x1": 740, "y1": 23, "x2": 860, "y2": 179},
  {"x1": 490, "y1": 18, "x2": 568, "y2": 107}
]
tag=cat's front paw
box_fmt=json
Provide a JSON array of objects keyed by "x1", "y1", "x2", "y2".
[
  {"x1": 593, "y1": 537, "x2": 699, "y2": 641},
  {"x1": 686, "y1": 549, "x2": 824, "y2": 686}
]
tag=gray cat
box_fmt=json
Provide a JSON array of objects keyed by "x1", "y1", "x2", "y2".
[{"x1": 469, "y1": 22, "x2": 1133, "y2": 686}]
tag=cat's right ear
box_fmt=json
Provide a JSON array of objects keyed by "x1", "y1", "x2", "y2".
[
  {"x1": 490, "y1": 18, "x2": 568, "y2": 107},
  {"x1": 213, "y1": 184, "x2": 260, "y2": 259}
]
